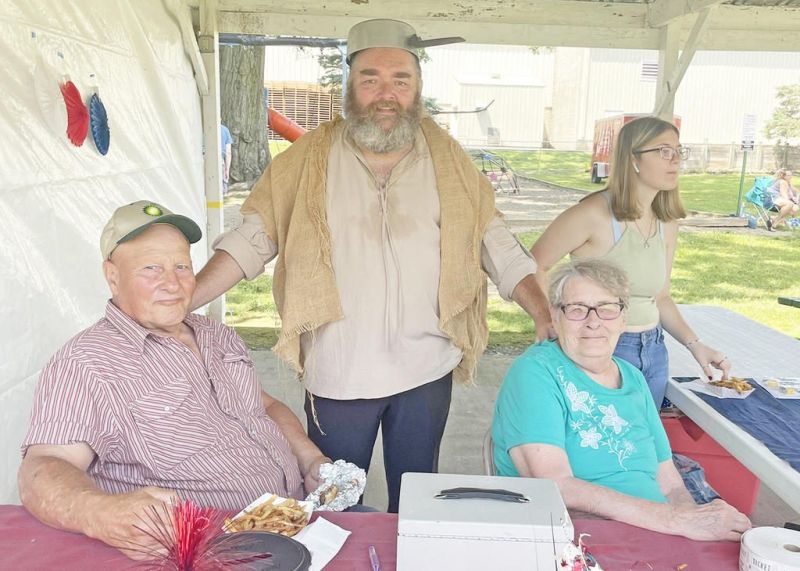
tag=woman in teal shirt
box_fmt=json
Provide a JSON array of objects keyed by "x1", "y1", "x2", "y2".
[{"x1": 492, "y1": 259, "x2": 749, "y2": 541}]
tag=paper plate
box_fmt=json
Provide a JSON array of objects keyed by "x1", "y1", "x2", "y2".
[
  {"x1": 683, "y1": 378, "x2": 755, "y2": 399},
  {"x1": 757, "y1": 377, "x2": 800, "y2": 399},
  {"x1": 213, "y1": 530, "x2": 312, "y2": 571}
]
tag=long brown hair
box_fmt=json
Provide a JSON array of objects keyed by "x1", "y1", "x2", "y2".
[{"x1": 605, "y1": 116, "x2": 687, "y2": 222}]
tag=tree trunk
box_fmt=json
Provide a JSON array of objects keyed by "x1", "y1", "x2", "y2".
[{"x1": 220, "y1": 45, "x2": 271, "y2": 185}]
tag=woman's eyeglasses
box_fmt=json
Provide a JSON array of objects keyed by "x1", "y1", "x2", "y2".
[
  {"x1": 559, "y1": 302, "x2": 625, "y2": 321},
  {"x1": 633, "y1": 145, "x2": 690, "y2": 161}
]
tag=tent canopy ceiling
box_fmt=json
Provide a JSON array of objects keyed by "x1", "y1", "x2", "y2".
[{"x1": 191, "y1": 0, "x2": 800, "y2": 51}]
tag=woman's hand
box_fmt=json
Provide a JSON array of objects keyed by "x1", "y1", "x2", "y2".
[
  {"x1": 688, "y1": 341, "x2": 731, "y2": 380},
  {"x1": 666, "y1": 499, "x2": 751, "y2": 542}
]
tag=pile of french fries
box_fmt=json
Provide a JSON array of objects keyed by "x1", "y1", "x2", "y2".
[
  {"x1": 224, "y1": 495, "x2": 310, "y2": 537},
  {"x1": 710, "y1": 377, "x2": 754, "y2": 394}
]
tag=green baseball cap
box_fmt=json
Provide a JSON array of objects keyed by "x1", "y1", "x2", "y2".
[
  {"x1": 346, "y1": 19, "x2": 464, "y2": 65},
  {"x1": 100, "y1": 200, "x2": 202, "y2": 260}
]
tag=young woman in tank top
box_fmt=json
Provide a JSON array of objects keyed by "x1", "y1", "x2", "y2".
[{"x1": 531, "y1": 116, "x2": 730, "y2": 408}]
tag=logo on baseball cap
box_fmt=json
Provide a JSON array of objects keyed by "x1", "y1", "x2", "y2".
[{"x1": 100, "y1": 200, "x2": 202, "y2": 260}]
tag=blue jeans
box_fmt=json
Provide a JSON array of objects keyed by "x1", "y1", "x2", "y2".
[
  {"x1": 304, "y1": 373, "x2": 453, "y2": 514},
  {"x1": 673, "y1": 454, "x2": 720, "y2": 504},
  {"x1": 614, "y1": 325, "x2": 669, "y2": 408}
]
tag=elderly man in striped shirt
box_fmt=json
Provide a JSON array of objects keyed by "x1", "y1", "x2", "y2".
[{"x1": 18, "y1": 200, "x2": 331, "y2": 559}]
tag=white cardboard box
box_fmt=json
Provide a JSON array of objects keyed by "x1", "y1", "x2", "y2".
[{"x1": 397, "y1": 473, "x2": 574, "y2": 571}]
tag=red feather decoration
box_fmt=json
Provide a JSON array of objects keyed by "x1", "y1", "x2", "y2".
[
  {"x1": 129, "y1": 499, "x2": 271, "y2": 570},
  {"x1": 59, "y1": 80, "x2": 89, "y2": 146}
]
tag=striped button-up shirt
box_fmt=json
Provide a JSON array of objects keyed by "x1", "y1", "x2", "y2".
[{"x1": 22, "y1": 302, "x2": 303, "y2": 510}]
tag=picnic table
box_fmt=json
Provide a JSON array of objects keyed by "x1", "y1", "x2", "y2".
[
  {"x1": 0, "y1": 506, "x2": 742, "y2": 570},
  {"x1": 665, "y1": 305, "x2": 800, "y2": 513},
  {"x1": 778, "y1": 296, "x2": 800, "y2": 309}
]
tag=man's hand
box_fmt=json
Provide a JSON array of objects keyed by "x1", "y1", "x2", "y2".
[
  {"x1": 667, "y1": 499, "x2": 751, "y2": 542},
  {"x1": 301, "y1": 454, "x2": 332, "y2": 495},
  {"x1": 535, "y1": 321, "x2": 557, "y2": 342},
  {"x1": 84, "y1": 486, "x2": 180, "y2": 560},
  {"x1": 510, "y1": 274, "x2": 552, "y2": 343}
]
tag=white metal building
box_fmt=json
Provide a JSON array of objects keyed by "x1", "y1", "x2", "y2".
[
  {"x1": 552, "y1": 48, "x2": 800, "y2": 149},
  {"x1": 265, "y1": 44, "x2": 799, "y2": 149}
]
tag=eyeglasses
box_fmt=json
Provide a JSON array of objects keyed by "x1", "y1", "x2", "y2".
[
  {"x1": 559, "y1": 302, "x2": 625, "y2": 321},
  {"x1": 633, "y1": 145, "x2": 690, "y2": 161}
]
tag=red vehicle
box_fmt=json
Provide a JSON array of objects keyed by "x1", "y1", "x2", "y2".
[{"x1": 590, "y1": 114, "x2": 681, "y2": 183}]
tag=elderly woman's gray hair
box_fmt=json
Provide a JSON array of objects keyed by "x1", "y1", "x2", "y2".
[{"x1": 548, "y1": 259, "x2": 630, "y2": 308}]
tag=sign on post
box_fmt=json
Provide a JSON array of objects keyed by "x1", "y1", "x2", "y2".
[
  {"x1": 741, "y1": 113, "x2": 757, "y2": 151},
  {"x1": 736, "y1": 114, "x2": 757, "y2": 216}
]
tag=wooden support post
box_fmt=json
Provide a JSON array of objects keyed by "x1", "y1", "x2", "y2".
[
  {"x1": 654, "y1": 22, "x2": 679, "y2": 120},
  {"x1": 653, "y1": 5, "x2": 718, "y2": 119},
  {"x1": 198, "y1": 0, "x2": 225, "y2": 322}
]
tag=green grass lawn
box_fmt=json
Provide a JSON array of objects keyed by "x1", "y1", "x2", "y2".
[
  {"x1": 491, "y1": 150, "x2": 602, "y2": 192},
  {"x1": 491, "y1": 149, "x2": 762, "y2": 215},
  {"x1": 678, "y1": 173, "x2": 748, "y2": 215},
  {"x1": 229, "y1": 230, "x2": 799, "y2": 351}
]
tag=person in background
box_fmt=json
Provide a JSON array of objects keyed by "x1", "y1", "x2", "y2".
[
  {"x1": 221, "y1": 123, "x2": 232, "y2": 194},
  {"x1": 530, "y1": 116, "x2": 729, "y2": 410},
  {"x1": 492, "y1": 259, "x2": 751, "y2": 542},
  {"x1": 768, "y1": 168, "x2": 799, "y2": 230},
  {"x1": 19, "y1": 201, "x2": 330, "y2": 559},
  {"x1": 190, "y1": 19, "x2": 551, "y2": 512}
]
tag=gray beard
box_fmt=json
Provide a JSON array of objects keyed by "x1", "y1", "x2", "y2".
[{"x1": 345, "y1": 97, "x2": 422, "y2": 154}]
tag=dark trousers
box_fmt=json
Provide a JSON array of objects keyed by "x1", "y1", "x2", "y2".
[{"x1": 304, "y1": 373, "x2": 453, "y2": 513}]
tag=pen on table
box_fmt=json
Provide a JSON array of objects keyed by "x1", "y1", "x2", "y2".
[{"x1": 368, "y1": 544, "x2": 382, "y2": 571}]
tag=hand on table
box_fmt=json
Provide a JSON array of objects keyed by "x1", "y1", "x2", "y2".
[
  {"x1": 669, "y1": 499, "x2": 751, "y2": 541},
  {"x1": 84, "y1": 486, "x2": 179, "y2": 560},
  {"x1": 688, "y1": 341, "x2": 731, "y2": 381}
]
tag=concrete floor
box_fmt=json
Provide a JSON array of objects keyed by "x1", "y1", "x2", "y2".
[{"x1": 254, "y1": 349, "x2": 798, "y2": 526}]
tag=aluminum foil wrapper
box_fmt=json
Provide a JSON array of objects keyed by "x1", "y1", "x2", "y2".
[{"x1": 304, "y1": 460, "x2": 366, "y2": 511}]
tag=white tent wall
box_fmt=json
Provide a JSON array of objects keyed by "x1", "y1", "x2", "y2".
[{"x1": 0, "y1": 0, "x2": 206, "y2": 503}]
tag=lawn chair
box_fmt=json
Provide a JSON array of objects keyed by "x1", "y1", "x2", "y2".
[
  {"x1": 482, "y1": 427, "x2": 496, "y2": 476},
  {"x1": 469, "y1": 149, "x2": 521, "y2": 194},
  {"x1": 744, "y1": 176, "x2": 779, "y2": 230}
]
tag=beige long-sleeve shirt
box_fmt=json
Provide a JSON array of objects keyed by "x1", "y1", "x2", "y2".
[{"x1": 214, "y1": 124, "x2": 536, "y2": 399}]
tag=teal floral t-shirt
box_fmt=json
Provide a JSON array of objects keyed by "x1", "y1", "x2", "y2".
[{"x1": 492, "y1": 340, "x2": 672, "y2": 503}]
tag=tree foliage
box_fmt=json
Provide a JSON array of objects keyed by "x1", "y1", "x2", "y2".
[
  {"x1": 764, "y1": 84, "x2": 800, "y2": 142},
  {"x1": 317, "y1": 48, "x2": 344, "y2": 92}
]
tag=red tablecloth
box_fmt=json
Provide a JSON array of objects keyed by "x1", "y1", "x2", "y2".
[{"x1": 0, "y1": 506, "x2": 739, "y2": 570}]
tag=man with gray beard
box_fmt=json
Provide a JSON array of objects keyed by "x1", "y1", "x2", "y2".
[{"x1": 193, "y1": 19, "x2": 552, "y2": 512}]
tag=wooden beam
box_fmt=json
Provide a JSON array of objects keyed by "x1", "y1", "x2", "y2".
[
  {"x1": 654, "y1": 6, "x2": 716, "y2": 118},
  {"x1": 198, "y1": 0, "x2": 226, "y2": 322},
  {"x1": 218, "y1": 13, "x2": 657, "y2": 48},
  {"x1": 213, "y1": 0, "x2": 647, "y2": 29},
  {"x1": 166, "y1": 0, "x2": 208, "y2": 96},
  {"x1": 215, "y1": 8, "x2": 800, "y2": 52},
  {"x1": 648, "y1": 0, "x2": 723, "y2": 28},
  {"x1": 654, "y1": 22, "x2": 680, "y2": 120}
]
